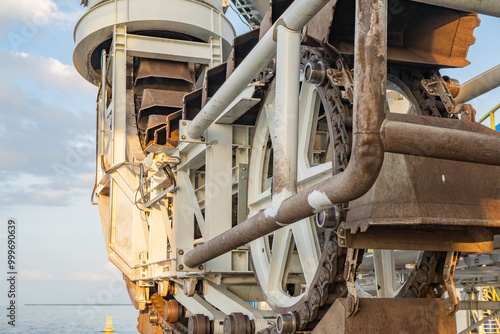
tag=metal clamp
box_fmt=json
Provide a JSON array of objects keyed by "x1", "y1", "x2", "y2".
[{"x1": 179, "y1": 120, "x2": 208, "y2": 144}]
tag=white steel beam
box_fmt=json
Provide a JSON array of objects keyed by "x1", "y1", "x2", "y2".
[
  {"x1": 125, "y1": 34, "x2": 213, "y2": 64},
  {"x1": 204, "y1": 124, "x2": 233, "y2": 272}
]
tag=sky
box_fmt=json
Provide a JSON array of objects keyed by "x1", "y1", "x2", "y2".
[{"x1": 0, "y1": 0, "x2": 498, "y2": 307}]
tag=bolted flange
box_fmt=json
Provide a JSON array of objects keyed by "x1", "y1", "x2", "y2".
[
  {"x1": 223, "y1": 313, "x2": 254, "y2": 334},
  {"x1": 188, "y1": 314, "x2": 213, "y2": 334},
  {"x1": 276, "y1": 312, "x2": 296, "y2": 334}
]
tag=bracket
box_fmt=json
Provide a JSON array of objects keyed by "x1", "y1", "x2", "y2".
[{"x1": 179, "y1": 120, "x2": 208, "y2": 144}]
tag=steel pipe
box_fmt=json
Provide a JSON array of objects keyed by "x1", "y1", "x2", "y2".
[
  {"x1": 411, "y1": 0, "x2": 500, "y2": 17},
  {"x1": 183, "y1": 0, "x2": 388, "y2": 268},
  {"x1": 456, "y1": 64, "x2": 500, "y2": 103},
  {"x1": 381, "y1": 113, "x2": 500, "y2": 166},
  {"x1": 185, "y1": 0, "x2": 332, "y2": 139}
]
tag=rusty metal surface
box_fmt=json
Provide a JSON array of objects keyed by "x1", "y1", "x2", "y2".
[
  {"x1": 188, "y1": 314, "x2": 212, "y2": 334},
  {"x1": 136, "y1": 59, "x2": 195, "y2": 83},
  {"x1": 183, "y1": 0, "x2": 387, "y2": 270},
  {"x1": 381, "y1": 113, "x2": 500, "y2": 166},
  {"x1": 182, "y1": 88, "x2": 203, "y2": 120},
  {"x1": 139, "y1": 89, "x2": 186, "y2": 112},
  {"x1": 327, "y1": 0, "x2": 479, "y2": 68},
  {"x1": 345, "y1": 152, "x2": 500, "y2": 234},
  {"x1": 227, "y1": 29, "x2": 260, "y2": 78},
  {"x1": 223, "y1": 313, "x2": 254, "y2": 334},
  {"x1": 345, "y1": 226, "x2": 494, "y2": 252},
  {"x1": 137, "y1": 311, "x2": 164, "y2": 334},
  {"x1": 311, "y1": 298, "x2": 457, "y2": 334},
  {"x1": 202, "y1": 62, "x2": 227, "y2": 106}
]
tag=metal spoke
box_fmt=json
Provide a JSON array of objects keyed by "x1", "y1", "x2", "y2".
[
  {"x1": 291, "y1": 218, "x2": 321, "y2": 286},
  {"x1": 267, "y1": 226, "x2": 293, "y2": 294}
]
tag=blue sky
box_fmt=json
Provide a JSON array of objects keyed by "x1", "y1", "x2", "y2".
[{"x1": 0, "y1": 0, "x2": 498, "y2": 306}]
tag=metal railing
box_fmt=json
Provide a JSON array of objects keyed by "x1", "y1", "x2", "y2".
[{"x1": 478, "y1": 103, "x2": 500, "y2": 130}]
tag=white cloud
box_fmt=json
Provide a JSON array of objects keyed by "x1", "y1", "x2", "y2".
[
  {"x1": 65, "y1": 272, "x2": 116, "y2": 281},
  {"x1": 0, "y1": 0, "x2": 84, "y2": 28},
  {"x1": 20, "y1": 269, "x2": 54, "y2": 280},
  {"x1": 2, "y1": 51, "x2": 95, "y2": 94}
]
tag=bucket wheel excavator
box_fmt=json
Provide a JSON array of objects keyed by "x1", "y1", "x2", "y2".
[{"x1": 74, "y1": 0, "x2": 500, "y2": 333}]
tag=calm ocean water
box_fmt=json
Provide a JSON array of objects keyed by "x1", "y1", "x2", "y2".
[{"x1": 0, "y1": 305, "x2": 139, "y2": 333}]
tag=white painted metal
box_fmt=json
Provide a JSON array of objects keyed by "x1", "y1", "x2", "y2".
[
  {"x1": 248, "y1": 80, "x2": 327, "y2": 308},
  {"x1": 125, "y1": 34, "x2": 215, "y2": 64},
  {"x1": 186, "y1": 0, "x2": 332, "y2": 138},
  {"x1": 455, "y1": 64, "x2": 500, "y2": 103},
  {"x1": 215, "y1": 84, "x2": 262, "y2": 124},
  {"x1": 273, "y1": 25, "x2": 301, "y2": 195},
  {"x1": 204, "y1": 124, "x2": 233, "y2": 272},
  {"x1": 373, "y1": 250, "x2": 397, "y2": 298},
  {"x1": 74, "y1": 0, "x2": 235, "y2": 85}
]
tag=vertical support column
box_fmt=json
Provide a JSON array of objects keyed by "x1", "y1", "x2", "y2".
[
  {"x1": 173, "y1": 168, "x2": 195, "y2": 260},
  {"x1": 205, "y1": 124, "x2": 233, "y2": 271},
  {"x1": 373, "y1": 250, "x2": 396, "y2": 298},
  {"x1": 111, "y1": 25, "x2": 127, "y2": 166},
  {"x1": 272, "y1": 24, "x2": 301, "y2": 199},
  {"x1": 109, "y1": 25, "x2": 132, "y2": 265}
]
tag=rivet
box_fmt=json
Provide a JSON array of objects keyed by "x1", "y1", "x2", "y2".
[
  {"x1": 178, "y1": 264, "x2": 184, "y2": 270},
  {"x1": 142, "y1": 274, "x2": 146, "y2": 277},
  {"x1": 182, "y1": 121, "x2": 186, "y2": 126},
  {"x1": 198, "y1": 265, "x2": 204, "y2": 270},
  {"x1": 178, "y1": 249, "x2": 184, "y2": 255},
  {"x1": 340, "y1": 240, "x2": 345, "y2": 245},
  {"x1": 201, "y1": 137, "x2": 206, "y2": 142},
  {"x1": 142, "y1": 260, "x2": 146, "y2": 264},
  {"x1": 181, "y1": 135, "x2": 186, "y2": 140}
]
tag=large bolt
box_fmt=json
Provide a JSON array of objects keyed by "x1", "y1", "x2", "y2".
[{"x1": 276, "y1": 312, "x2": 296, "y2": 334}]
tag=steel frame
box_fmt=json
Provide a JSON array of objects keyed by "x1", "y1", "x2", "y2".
[
  {"x1": 80, "y1": 0, "x2": 500, "y2": 332},
  {"x1": 91, "y1": 11, "x2": 273, "y2": 330}
]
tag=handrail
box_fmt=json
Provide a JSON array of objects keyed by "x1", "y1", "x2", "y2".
[{"x1": 478, "y1": 103, "x2": 500, "y2": 130}]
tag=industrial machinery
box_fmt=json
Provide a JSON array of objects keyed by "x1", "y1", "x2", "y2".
[{"x1": 74, "y1": 0, "x2": 500, "y2": 333}]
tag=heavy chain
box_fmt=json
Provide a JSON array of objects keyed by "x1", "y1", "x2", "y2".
[{"x1": 140, "y1": 294, "x2": 187, "y2": 334}]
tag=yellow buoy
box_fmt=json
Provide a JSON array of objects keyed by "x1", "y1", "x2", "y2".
[{"x1": 103, "y1": 315, "x2": 115, "y2": 333}]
